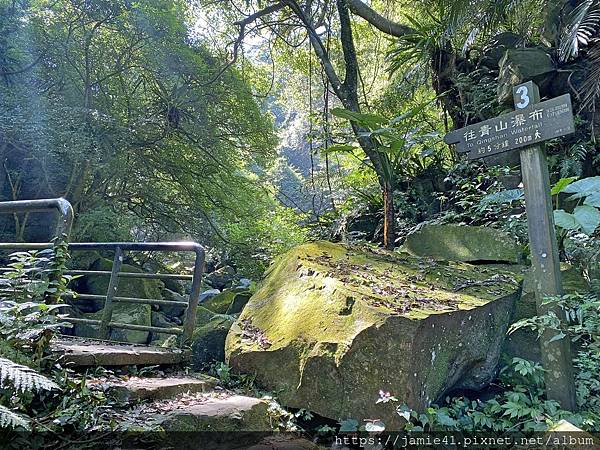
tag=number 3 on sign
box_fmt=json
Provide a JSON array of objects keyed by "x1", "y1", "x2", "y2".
[{"x1": 515, "y1": 85, "x2": 530, "y2": 109}]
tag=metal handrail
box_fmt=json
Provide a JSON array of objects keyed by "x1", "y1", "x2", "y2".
[
  {"x1": 0, "y1": 199, "x2": 205, "y2": 347},
  {"x1": 62, "y1": 242, "x2": 205, "y2": 344},
  {"x1": 0, "y1": 198, "x2": 73, "y2": 240}
]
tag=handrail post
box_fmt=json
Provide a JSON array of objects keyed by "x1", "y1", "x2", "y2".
[
  {"x1": 181, "y1": 247, "x2": 205, "y2": 345},
  {"x1": 0, "y1": 198, "x2": 74, "y2": 241},
  {"x1": 99, "y1": 246, "x2": 123, "y2": 340},
  {"x1": 54, "y1": 198, "x2": 74, "y2": 240}
]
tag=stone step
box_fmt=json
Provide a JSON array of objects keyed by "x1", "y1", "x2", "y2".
[
  {"x1": 122, "y1": 391, "x2": 276, "y2": 448},
  {"x1": 88, "y1": 374, "x2": 219, "y2": 402},
  {"x1": 50, "y1": 336, "x2": 190, "y2": 367}
]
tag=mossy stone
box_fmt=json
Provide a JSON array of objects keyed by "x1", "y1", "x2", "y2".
[
  {"x1": 201, "y1": 291, "x2": 236, "y2": 314},
  {"x1": 497, "y1": 47, "x2": 555, "y2": 103},
  {"x1": 196, "y1": 305, "x2": 217, "y2": 327},
  {"x1": 226, "y1": 291, "x2": 252, "y2": 315},
  {"x1": 402, "y1": 224, "x2": 522, "y2": 264},
  {"x1": 81, "y1": 257, "x2": 164, "y2": 309},
  {"x1": 201, "y1": 289, "x2": 252, "y2": 315},
  {"x1": 226, "y1": 241, "x2": 522, "y2": 429},
  {"x1": 74, "y1": 303, "x2": 152, "y2": 344},
  {"x1": 191, "y1": 316, "x2": 235, "y2": 370}
]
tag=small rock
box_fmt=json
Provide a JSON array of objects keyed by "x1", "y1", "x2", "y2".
[
  {"x1": 199, "y1": 289, "x2": 221, "y2": 303},
  {"x1": 191, "y1": 316, "x2": 235, "y2": 370},
  {"x1": 160, "y1": 288, "x2": 188, "y2": 317},
  {"x1": 205, "y1": 266, "x2": 236, "y2": 290},
  {"x1": 227, "y1": 291, "x2": 253, "y2": 315},
  {"x1": 96, "y1": 375, "x2": 218, "y2": 402}
]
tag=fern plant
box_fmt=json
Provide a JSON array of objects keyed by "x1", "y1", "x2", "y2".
[
  {"x1": 559, "y1": 0, "x2": 600, "y2": 61},
  {"x1": 0, "y1": 358, "x2": 59, "y2": 393},
  {"x1": 559, "y1": 0, "x2": 600, "y2": 111},
  {"x1": 0, "y1": 243, "x2": 72, "y2": 430},
  {"x1": 0, "y1": 358, "x2": 59, "y2": 430}
]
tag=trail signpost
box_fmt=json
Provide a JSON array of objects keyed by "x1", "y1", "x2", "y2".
[{"x1": 444, "y1": 81, "x2": 577, "y2": 410}]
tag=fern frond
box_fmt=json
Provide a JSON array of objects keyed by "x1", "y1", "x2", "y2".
[
  {"x1": 560, "y1": 0, "x2": 600, "y2": 61},
  {"x1": 581, "y1": 42, "x2": 600, "y2": 111},
  {"x1": 0, "y1": 358, "x2": 58, "y2": 393},
  {"x1": 0, "y1": 404, "x2": 30, "y2": 430}
]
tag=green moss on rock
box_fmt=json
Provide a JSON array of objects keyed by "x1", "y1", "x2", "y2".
[
  {"x1": 74, "y1": 303, "x2": 152, "y2": 344},
  {"x1": 87, "y1": 257, "x2": 164, "y2": 300},
  {"x1": 402, "y1": 224, "x2": 522, "y2": 264},
  {"x1": 191, "y1": 316, "x2": 235, "y2": 370},
  {"x1": 201, "y1": 289, "x2": 252, "y2": 315},
  {"x1": 226, "y1": 241, "x2": 522, "y2": 429}
]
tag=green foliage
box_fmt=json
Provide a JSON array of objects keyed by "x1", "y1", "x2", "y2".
[
  {"x1": 0, "y1": 0, "x2": 299, "y2": 274},
  {"x1": 330, "y1": 100, "x2": 444, "y2": 185},
  {"x1": 559, "y1": 0, "x2": 600, "y2": 61},
  {"x1": 0, "y1": 243, "x2": 75, "y2": 358},
  {"x1": 510, "y1": 292, "x2": 600, "y2": 416},
  {"x1": 554, "y1": 176, "x2": 600, "y2": 236},
  {"x1": 437, "y1": 161, "x2": 527, "y2": 238},
  {"x1": 452, "y1": 69, "x2": 503, "y2": 121},
  {"x1": 0, "y1": 244, "x2": 74, "y2": 430},
  {"x1": 0, "y1": 358, "x2": 59, "y2": 394},
  {"x1": 376, "y1": 358, "x2": 592, "y2": 432}
]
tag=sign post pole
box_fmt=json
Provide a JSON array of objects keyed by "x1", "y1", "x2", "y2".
[
  {"x1": 444, "y1": 81, "x2": 577, "y2": 410},
  {"x1": 513, "y1": 82, "x2": 576, "y2": 410}
]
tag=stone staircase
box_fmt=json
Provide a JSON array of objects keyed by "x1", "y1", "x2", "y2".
[
  {"x1": 50, "y1": 336, "x2": 322, "y2": 449},
  {"x1": 50, "y1": 336, "x2": 191, "y2": 366}
]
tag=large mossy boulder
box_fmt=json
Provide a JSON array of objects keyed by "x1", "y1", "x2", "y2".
[
  {"x1": 81, "y1": 257, "x2": 164, "y2": 311},
  {"x1": 402, "y1": 224, "x2": 522, "y2": 264},
  {"x1": 226, "y1": 242, "x2": 522, "y2": 428},
  {"x1": 497, "y1": 47, "x2": 555, "y2": 103}
]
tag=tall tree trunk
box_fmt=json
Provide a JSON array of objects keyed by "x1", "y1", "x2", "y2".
[
  {"x1": 334, "y1": 0, "x2": 396, "y2": 249},
  {"x1": 383, "y1": 180, "x2": 395, "y2": 249}
]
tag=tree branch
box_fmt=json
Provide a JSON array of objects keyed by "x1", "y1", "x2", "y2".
[
  {"x1": 346, "y1": 0, "x2": 414, "y2": 37},
  {"x1": 282, "y1": 0, "x2": 347, "y2": 101}
]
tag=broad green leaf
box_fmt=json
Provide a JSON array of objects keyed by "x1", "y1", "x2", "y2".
[
  {"x1": 389, "y1": 100, "x2": 433, "y2": 125},
  {"x1": 322, "y1": 144, "x2": 357, "y2": 154},
  {"x1": 480, "y1": 189, "x2": 523, "y2": 205},
  {"x1": 390, "y1": 139, "x2": 406, "y2": 153},
  {"x1": 574, "y1": 205, "x2": 600, "y2": 235},
  {"x1": 331, "y1": 108, "x2": 386, "y2": 129},
  {"x1": 551, "y1": 176, "x2": 578, "y2": 195},
  {"x1": 435, "y1": 411, "x2": 457, "y2": 427},
  {"x1": 584, "y1": 192, "x2": 600, "y2": 208},
  {"x1": 554, "y1": 210, "x2": 579, "y2": 230},
  {"x1": 563, "y1": 176, "x2": 600, "y2": 199},
  {"x1": 365, "y1": 420, "x2": 386, "y2": 432}
]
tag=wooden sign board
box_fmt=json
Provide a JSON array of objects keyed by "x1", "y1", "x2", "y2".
[
  {"x1": 444, "y1": 94, "x2": 575, "y2": 160},
  {"x1": 442, "y1": 82, "x2": 578, "y2": 410}
]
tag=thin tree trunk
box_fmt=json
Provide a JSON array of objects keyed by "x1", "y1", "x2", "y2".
[{"x1": 383, "y1": 180, "x2": 395, "y2": 249}]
